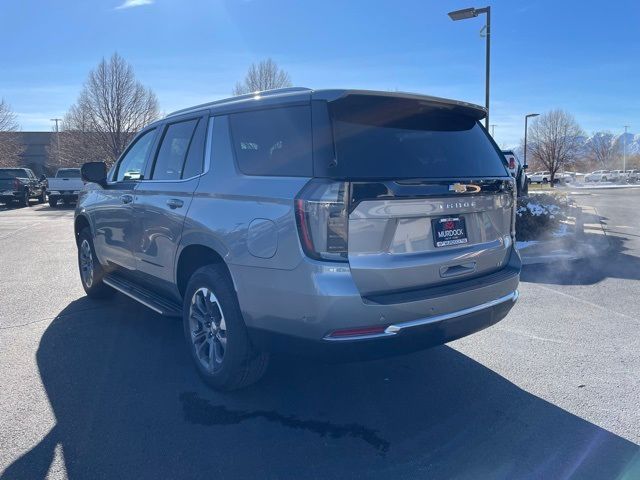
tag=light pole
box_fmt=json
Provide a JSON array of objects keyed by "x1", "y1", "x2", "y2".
[
  {"x1": 623, "y1": 125, "x2": 630, "y2": 172},
  {"x1": 448, "y1": 6, "x2": 491, "y2": 128},
  {"x1": 50, "y1": 118, "x2": 62, "y2": 165},
  {"x1": 524, "y1": 113, "x2": 539, "y2": 169}
]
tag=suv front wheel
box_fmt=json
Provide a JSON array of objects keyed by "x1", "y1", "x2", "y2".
[
  {"x1": 77, "y1": 228, "x2": 114, "y2": 298},
  {"x1": 183, "y1": 265, "x2": 269, "y2": 391}
]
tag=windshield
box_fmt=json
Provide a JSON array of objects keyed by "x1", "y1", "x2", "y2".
[
  {"x1": 56, "y1": 169, "x2": 81, "y2": 178},
  {"x1": 328, "y1": 96, "x2": 507, "y2": 179},
  {"x1": 0, "y1": 169, "x2": 27, "y2": 178}
]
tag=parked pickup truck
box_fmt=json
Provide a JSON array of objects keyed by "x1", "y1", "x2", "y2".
[
  {"x1": 529, "y1": 171, "x2": 551, "y2": 184},
  {"x1": 585, "y1": 170, "x2": 612, "y2": 182},
  {"x1": 0, "y1": 167, "x2": 47, "y2": 207},
  {"x1": 47, "y1": 168, "x2": 84, "y2": 207}
]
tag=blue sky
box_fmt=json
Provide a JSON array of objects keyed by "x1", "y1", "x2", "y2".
[{"x1": 1, "y1": 0, "x2": 638, "y2": 147}]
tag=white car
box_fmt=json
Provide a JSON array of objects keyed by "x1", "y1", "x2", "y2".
[
  {"x1": 529, "y1": 171, "x2": 551, "y2": 184},
  {"x1": 585, "y1": 170, "x2": 612, "y2": 182},
  {"x1": 610, "y1": 170, "x2": 625, "y2": 182}
]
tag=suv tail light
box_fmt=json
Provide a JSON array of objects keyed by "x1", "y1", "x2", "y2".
[{"x1": 295, "y1": 179, "x2": 349, "y2": 262}]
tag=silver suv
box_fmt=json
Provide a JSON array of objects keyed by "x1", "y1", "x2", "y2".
[{"x1": 75, "y1": 88, "x2": 520, "y2": 390}]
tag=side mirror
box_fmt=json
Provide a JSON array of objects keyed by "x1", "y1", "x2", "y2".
[
  {"x1": 523, "y1": 164, "x2": 529, "y2": 170},
  {"x1": 81, "y1": 162, "x2": 107, "y2": 185}
]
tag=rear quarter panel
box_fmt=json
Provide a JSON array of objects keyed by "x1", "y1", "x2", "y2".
[{"x1": 177, "y1": 115, "x2": 309, "y2": 276}]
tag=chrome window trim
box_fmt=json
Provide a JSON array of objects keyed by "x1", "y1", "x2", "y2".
[{"x1": 135, "y1": 116, "x2": 214, "y2": 184}]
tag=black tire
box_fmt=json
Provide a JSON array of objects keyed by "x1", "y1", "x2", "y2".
[
  {"x1": 542, "y1": 178, "x2": 549, "y2": 184},
  {"x1": 38, "y1": 190, "x2": 46, "y2": 204},
  {"x1": 18, "y1": 190, "x2": 29, "y2": 207},
  {"x1": 183, "y1": 264, "x2": 269, "y2": 391},
  {"x1": 49, "y1": 197, "x2": 58, "y2": 208},
  {"x1": 77, "y1": 228, "x2": 114, "y2": 299}
]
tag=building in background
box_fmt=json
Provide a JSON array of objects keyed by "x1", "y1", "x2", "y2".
[{"x1": 0, "y1": 132, "x2": 53, "y2": 175}]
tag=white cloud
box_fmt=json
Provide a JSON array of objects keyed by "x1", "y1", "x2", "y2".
[{"x1": 115, "y1": 0, "x2": 154, "y2": 10}]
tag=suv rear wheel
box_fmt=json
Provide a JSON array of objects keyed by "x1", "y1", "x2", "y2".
[
  {"x1": 183, "y1": 265, "x2": 269, "y2": 391},
  {"x1": 77, "y1": 228, "x2": 114, "y2": 298}
]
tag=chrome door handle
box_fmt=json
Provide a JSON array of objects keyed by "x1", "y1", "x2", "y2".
[
  {"x1": 120, "y1": 194, "x2": 133, "y2": 204},
  {"x1": 166, "y1": 198, "x2": 184, "y2": 209}
]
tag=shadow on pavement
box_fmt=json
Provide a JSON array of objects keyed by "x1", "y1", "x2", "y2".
[{"x1": 2, "y1": 295, "x2": 639, "y2": 479}]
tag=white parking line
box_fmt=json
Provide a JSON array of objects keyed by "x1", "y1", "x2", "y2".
[{"x1": 534, "y1": 284, "x2": 640, "y2": 325}]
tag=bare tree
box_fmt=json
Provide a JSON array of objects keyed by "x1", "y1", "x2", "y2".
[
  {"x1": 66, "y1": 53, "x2": 159, "y2": 167},
  {"x1": 232, "y1": 58, "x2": 292, "y2": 96},
  {"x1": 527, "y1": 109, "x2": 584, "y2": 185},
  {"x1": 585, "y1": 131, "x2": 619, "y2": 169},
  {"x1": 0, "y1": 99, "x2": 24, "y2": 167},
  {"x1": 51, "y1": 104, "x2": 108, "y2": 169}
]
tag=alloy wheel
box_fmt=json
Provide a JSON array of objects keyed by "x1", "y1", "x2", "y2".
[
  {"x1": 189, "y1": 287, "x2": 227, "y2": 372},
  {"x1": 79, "y1": 239, "x2": 94, "y2": 288}
]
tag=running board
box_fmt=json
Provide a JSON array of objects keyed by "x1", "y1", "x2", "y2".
[{"x1": 103, "y1": 273, "x2": 182, "y2": 317}]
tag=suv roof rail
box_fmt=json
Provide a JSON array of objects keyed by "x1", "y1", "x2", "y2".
[{"x1": 166, "y1": 87, "x2": 312, "y2": 118}]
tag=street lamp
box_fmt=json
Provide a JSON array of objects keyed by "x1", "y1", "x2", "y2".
[
  {"x1": 524, "y1": 113, "x2": 539, "y2": 169},
  {"x1": 50, "y1": 118, "x2": 62, "y2": 165},
  {"x1": 448, "y1": 6, "x2": 491, "y2": 128}
]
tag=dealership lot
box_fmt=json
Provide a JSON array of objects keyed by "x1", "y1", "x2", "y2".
[{"x1": 1, "y1": 192, "x2": 639, "y2": 479}]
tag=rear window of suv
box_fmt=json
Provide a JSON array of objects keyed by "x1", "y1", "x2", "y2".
[
  {"x1": 327, "y1": 95, "x2": 508, "y2": 179},
  {"x1": 229, "y1": 106, "x2": 312, "y2": 176}
]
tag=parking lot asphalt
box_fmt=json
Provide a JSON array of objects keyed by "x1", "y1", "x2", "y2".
[{"x1": 0, "y1": 193, "x2": 639, "y2": 480}]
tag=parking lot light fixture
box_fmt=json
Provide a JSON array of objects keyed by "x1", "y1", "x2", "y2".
[
  {"x1": 524, "y1": 113, "x2": 540, "y2": 169},
  {"x1": 448, "y1": 7, "x2": 479, "y2": 21},
  {"x1": 447, "y1": 6, "x2": 491, "y2": 128}
]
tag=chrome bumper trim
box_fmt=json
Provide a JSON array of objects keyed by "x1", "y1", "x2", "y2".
[{"x1": 324, "y1": 290, "x2": 518, "y2": 341}]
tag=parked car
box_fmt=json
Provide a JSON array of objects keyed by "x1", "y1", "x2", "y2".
[
  {"x1": 47, "y1": 167, "x2": 84, "y2": 207},
  {"x1": 609, "y1": 170, "x2": 625, "y2": 182},
  {"x1": 0, "y1": 167, "x2": 47, "y2": 207},
  {"x1": 585, "y1": 170, "x2": 612, "y2": 182},
  {"x1": 501, "y1": 149, "x2": 528, "y2": 195},
  {"x1": 529, "y1": 171, "x2": 551, "y2": 184},
  {"x1": 75, "y1": 88, "x2": 521, "y2": 390},
  {"x1": 627, "y1": 169, "x2": 640, "y2": 182}
]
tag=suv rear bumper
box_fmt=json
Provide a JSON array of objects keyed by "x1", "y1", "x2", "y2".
[{"x1": 232, "y1": 248, "x2": 521, "y2": 358}]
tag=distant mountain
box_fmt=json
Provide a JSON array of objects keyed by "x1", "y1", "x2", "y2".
[{"x1": 513, "y1": 131, "x2": 640, "y2": 162}]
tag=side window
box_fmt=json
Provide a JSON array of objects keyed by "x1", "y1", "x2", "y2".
[
  {"x1": 115, "y1": 129, "x2": 156, "y2": 182},
  {"x1": 181, "y1": 118, "x2": 207, "y2": 179},
  {"x1": 228, "y1": 106, "x2": 312, "y2": 176},
  {"x1": 151, "y1": 119, "x2": 199, "y2": 180}
]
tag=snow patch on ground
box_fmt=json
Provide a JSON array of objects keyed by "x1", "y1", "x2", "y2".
[{"x1": 517, "y1": 202, "x2": 561, "y2": 218}]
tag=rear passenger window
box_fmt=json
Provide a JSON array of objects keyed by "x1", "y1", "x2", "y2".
[
  {"x1": 229, "y1": 106, "x2": 312, "y2": 176},
  {"x1": 152, "y1": 119, "x2": 199, "y2": 180},
  {"x1": 181, "y1": 118, "x2": 207, "y2": 179}
]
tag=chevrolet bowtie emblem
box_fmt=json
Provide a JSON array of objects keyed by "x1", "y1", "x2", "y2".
[{"x1": 449, "y1": 183, "x2": 481, "y2": 193}]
